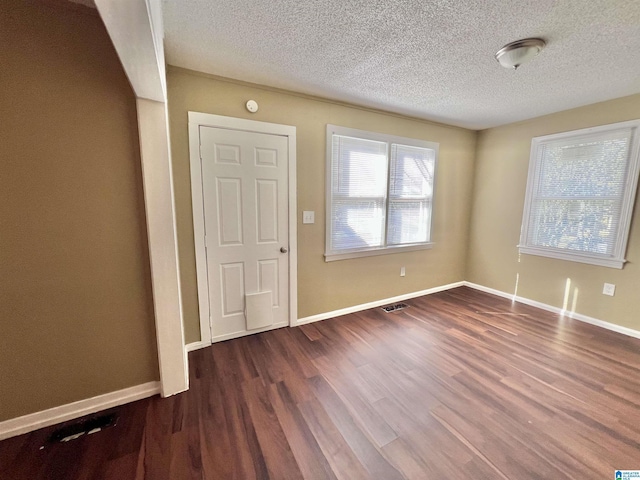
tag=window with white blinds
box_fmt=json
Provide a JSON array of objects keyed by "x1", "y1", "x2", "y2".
[
  {"x1": 519, "y1": 120, "x2": 640, "y2": 269},
  {"x1": 325, "y1": 125, "x2": 438, "y2": 261}
]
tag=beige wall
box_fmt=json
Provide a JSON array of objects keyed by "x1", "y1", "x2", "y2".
[
  {"x1": 467, "y1": 94, "x2": 640, "y2": 331},
  {"x1": 167, "y1": 68, "x2": 478, "y2": 343},
  {"x1": 0, "y1": 1, "x2": 159, "y2": 421}
]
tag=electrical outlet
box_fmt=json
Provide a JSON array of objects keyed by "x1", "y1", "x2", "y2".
[
  {"x1": 603, "y1": 283, "x2": 616, "y2": 296},
  {"x1": 302, "y1": 211, "x2": 315, "y2": 224},
  {"x1": 400, "y1": 266, "x2": 406, "y2": 277}
]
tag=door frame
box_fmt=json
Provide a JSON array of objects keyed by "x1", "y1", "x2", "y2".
[{"x1": 188, "y1": 112, "x2": 298, "y2": 345}]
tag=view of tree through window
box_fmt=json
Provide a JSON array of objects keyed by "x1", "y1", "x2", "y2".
[
  {"x1": 388, "y1": 144, "x2": 434, "y2": 245},
  {"x1": 520, "y1": 122, "x2": 640, "y2": 268},
  {"x1": 326, "y1": 126, "x2": 438, "y2": 261}
]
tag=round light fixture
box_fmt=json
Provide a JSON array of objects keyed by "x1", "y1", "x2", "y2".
[{"x1": 495, "y1": 38, "x2": 546, "y2": 70}]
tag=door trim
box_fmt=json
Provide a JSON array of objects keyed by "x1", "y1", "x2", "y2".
[
  {"x1": 97, "y1": 0, "x2": 188, "y2": 397},
  {"x1": 188, "y1": 112, "x2": 297, "y2": 345}
]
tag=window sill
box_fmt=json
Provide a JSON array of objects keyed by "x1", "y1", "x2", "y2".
[
  {"x1": 518, "y1": 245, "x2": 626, "y2": 269},
  {"x1": 325, "y1": 243, "x2": 434, "y2": 262}
]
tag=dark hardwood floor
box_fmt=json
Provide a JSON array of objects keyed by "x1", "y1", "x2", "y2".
[{"x1": 2, "y1": 286, "x2": 640, "y2": 479}]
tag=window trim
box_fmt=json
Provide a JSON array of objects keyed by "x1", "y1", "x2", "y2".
[
  {"x1": 518, "y1": 119, "x2": 640, "y2": 269},
  {"x1": 325, "y1": 125, "x2": 438, "y2": 262}
]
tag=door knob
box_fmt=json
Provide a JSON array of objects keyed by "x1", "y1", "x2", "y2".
[{"x1": 280, "y1": 247, "x2": 288, "y2": 253}]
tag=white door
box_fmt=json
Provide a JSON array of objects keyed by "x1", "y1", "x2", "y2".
[{"x1": 199, "y1": 126, "x2": 290, "y2": 341}]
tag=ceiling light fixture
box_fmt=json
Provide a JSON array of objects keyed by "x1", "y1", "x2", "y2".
[{"x1": 495, "y1": 38, "x2": 546, "y2": 70}]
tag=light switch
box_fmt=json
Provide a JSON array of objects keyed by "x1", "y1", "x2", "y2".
[{"x1": 303, "y1": 211, "x2": 315, "y2": 224}]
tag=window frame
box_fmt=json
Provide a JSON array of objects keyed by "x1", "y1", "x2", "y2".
[
  {"x1": 325, "y1": 124, "x2": 438, "y2": 262},
  {"x1": 519, "y1": 119, "x2": 640, "y2": 269}
]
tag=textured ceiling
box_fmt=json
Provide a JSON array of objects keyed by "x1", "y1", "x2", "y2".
[{"x1": 162, "y1": 0, "x2": 640, "y2": 129}]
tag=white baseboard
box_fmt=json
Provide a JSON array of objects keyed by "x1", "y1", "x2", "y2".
[
  {"x1": 0, "y1": 381, "x2": 160, "y2": 441},
  {"x1": 188, "y1": 279, "x2": 640, "y2": 348},
  {"x1": 295, "y1": 281, "x2": 465, "y2": 326},
  {"x1": 463, "y1": 281, "x2": 640, "y2": 340},
  {"x1": 185, "y1": 282, "x2": 465, "y2": 347},
  {"x1": 185, "y1": 340, "x2": 209, "y2": 352}
]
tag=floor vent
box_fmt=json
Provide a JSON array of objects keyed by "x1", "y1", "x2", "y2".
[
  {"x1": 47, "y1": 412, "x2": 118, "y2": 445},
  {"x1": 381, "y1": 303, "x2": 409, "y2": 313}
]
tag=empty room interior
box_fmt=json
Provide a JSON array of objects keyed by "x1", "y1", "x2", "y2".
[{"x1": 2, "y1": 0, "x2": 640, "y2": 478}]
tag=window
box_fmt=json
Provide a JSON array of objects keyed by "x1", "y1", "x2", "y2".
[
  {"x1": 325, "y1": 125, "x2": 437, "y2": 261},
  {"x1": 519, "y1": 120, "x2": 640, "y2": 269}
]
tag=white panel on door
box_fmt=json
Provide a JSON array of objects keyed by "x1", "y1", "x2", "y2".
[
  {"x1": 255, "y1": 147, "x2": 278, "y2": 167},
  {"x1": 215, "y1": 144, "x2": 241, "y2": 164},
  {"x1": 245, "y1": 291, "x2": 274, "y2": 330},
  {"x1": 220, "y1": 262, "x2": 245, "y2": 316},
  {"x1": 256, "y1": 179, "x2": 278, "y2": 243},
  {"x1": 258, "y1": 259, "x2": 279, "y2": 307},
  {"x1": 216, "y1": 178, "x2": 243, "y2": 246}
]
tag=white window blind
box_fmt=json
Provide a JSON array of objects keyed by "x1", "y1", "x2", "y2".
[
  {"x1": 520, "y1": 120, "x2": 640, "y2": 269},
  {"x1": 330, "y1": 135, "x2": 388, "y2": 251},
  {"x1": 388, "y1": 144, "x2": 435, "y2": 245},
  {"x1": 326, "y1": 125, "x2": 438, "y2": 261}
]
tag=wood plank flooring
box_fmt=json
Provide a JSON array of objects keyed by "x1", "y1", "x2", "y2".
[{"x1": 2, "y1": 286, "x2": 640, "y2": 479}]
